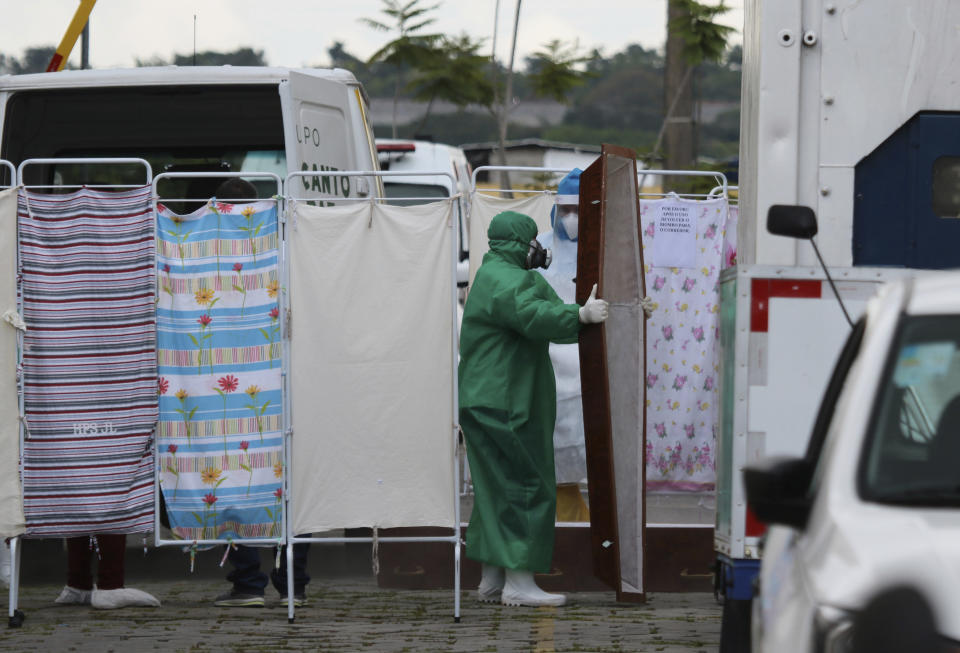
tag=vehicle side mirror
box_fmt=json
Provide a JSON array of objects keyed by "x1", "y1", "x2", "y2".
[
  {"x1": 767, "y1": 205, "x2": 818, "y2": 239},
  {"x1": 743, "y1": 456, "x2": 814, "y2": 530}
]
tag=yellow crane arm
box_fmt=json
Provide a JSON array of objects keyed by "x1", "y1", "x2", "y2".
[{"x1": 46, "y1": 0, "x2": 98, "y2": 72}]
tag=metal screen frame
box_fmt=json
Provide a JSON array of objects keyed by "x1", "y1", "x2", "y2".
[
  {"x1": 17, "y1": 157, "x2": 152, "y2": 189},
  {"x1": 9, "y1": 157, "x2": 155, "y2": 628},
  {"x1": 283, "y1": 169, "x2": 463, "y2": 623},
  {"x1": 150, "y1": 171, "x2": 287, "y2": 554},
  {"x1": 0, "y1": 159, "x2": 18, "y2": 627},
  {"x1": 470, "y1": 165, "x2": 572, "y2": 196},
  {"x1": 0, "y1": 160, "x2": 14, "y2": 188},
  {"x1": 638, "y1": 169, "x2": 729, "y2": 199},
  {"x1": 710, "y1": 184, "x2": 738, "y2": 202}
]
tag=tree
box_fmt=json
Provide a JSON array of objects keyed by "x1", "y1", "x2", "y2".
[
  {"x1": 0, "y1": 54, "x2": 15, "y2": 76},
  {"x1": 654, "y1": 0, "x2": 735, "y2": 172},
  {"x1": 407, "y1": 33, "x2": 494, "y2": 137},
  {"x1": 525, "y1": 40, "x2": 593, "y2": 102},
  {"x1": 135, "y1": 47, "x2": 267, "y2": 67},
  {"x1": 329, "y1": 41, "x2": 369, "y2": 76},
  {"x1": 361, "y1": 0, "x2": 444, "y2": 138},
  {"x1": 488, "y1": 1, "x2": 589, "y2": 193}
]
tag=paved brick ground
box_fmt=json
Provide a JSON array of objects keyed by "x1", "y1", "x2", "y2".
[{"x1": 0, "y1": 578, "x2": 720, "y2": 652}]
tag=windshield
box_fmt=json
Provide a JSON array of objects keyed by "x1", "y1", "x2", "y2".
[
  {"x1": 382, "y1": 182, "x2": 448, "y2": 206},
  {"x1": 860, "y1": 315, "x2": 960, "y2": 506}
]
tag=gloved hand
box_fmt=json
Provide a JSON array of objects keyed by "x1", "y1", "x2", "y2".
[
  {"x1": 640, "y1": 295, "x2": 654, "y2": 319},
  {"x1": 579, "y1": 283, "x2": 609, "y2": 324}
]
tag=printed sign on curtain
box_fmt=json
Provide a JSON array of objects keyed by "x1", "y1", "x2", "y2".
[
  {"x1": 156, "y1": 199, "x2": 283, "y2": 540},
  {"x1": 649, "y1": 199, "x2": 697, "y2": 269}
]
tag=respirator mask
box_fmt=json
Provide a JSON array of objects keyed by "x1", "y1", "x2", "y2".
[{"x1": 525, "y1": 239, "x2": 552, "y2": 270}]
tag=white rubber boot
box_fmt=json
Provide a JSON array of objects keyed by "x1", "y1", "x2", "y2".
[
  {"x1": 501, "y1": 569, "x2": 566, "y2": 607},
  {"x1": 477, "y1": 564, "x2": 505, "y2": 603},
  {"x1": 91, "y1": 587, "x2": 161, "y2": 609}
]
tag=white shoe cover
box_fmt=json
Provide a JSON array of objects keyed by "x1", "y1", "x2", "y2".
[
  {"x1": 55, "y1": 585, "x2": 92, "y2": 605},
  {"x1": 91, "y1": 587, "x2": 161, "y2": 609},
  {"x1": 477, "y1": 564, "x2": 505, "y2": 603},
  {"x1": 501, "y1": 569, "x2": 566, "y2": 607}
]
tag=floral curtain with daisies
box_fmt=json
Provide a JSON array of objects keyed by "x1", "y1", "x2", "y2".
[{"x1": 156, "y1": 199, "x2": 284, "y2": 541}]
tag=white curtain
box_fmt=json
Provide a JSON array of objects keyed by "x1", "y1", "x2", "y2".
[
  {"x1": 468, "y1": 192, "x2": 555, "y2": 287},
  {"x1": 289, "y1": 200, "x2": 456, "y2": 532},
  {"x1": 0, "y1": 189, "x2": 25, "y2": 536}
]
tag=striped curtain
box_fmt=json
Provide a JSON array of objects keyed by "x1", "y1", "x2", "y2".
[
  {"x1": 156, "y1": 199, "x2": 283, "y2": 541},
  {"x1": 19, "y1": 187, "x2": 157, "y2": 536}
]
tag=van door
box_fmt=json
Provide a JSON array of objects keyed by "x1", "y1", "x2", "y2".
[{"x1": 280, "y1": 71, "x2": 371, "y2": 204}]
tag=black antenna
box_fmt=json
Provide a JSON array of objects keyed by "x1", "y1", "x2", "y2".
[
  {"x1": 808, "y1": 237, "x2": 854, "y2": 328},
  {"x1": 767, "y1": 204, "x2": 854, "y2": 329}
]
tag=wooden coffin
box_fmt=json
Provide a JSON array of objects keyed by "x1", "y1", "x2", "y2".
[{"x1": 576, "y1": 143, "x2": 647, "y2": 602}]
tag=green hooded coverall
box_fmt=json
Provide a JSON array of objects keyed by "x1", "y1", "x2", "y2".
[{"x1": 459, "y1": 211, "x2": 582, "y2": 573}]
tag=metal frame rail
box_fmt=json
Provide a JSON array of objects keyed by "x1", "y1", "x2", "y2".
[
  {"x1": 638, "y1": 169, "x2": 729, "y2": 199},
  {"x1": 284, "y1": 170, "x2": 463, "y2": 624},
  {"x1": 471, "y1": 165, "x2": 729, "y2": 201},
  {"x1": 0, "y1": 160, "x2": 14, "y2": 188},
  {"x1": 709, "y1": 184, "x2": 738, "y2": 201},
  {"x1": 471, "y1": 165, "x2": 572, "y2": 196},
  {"x1": 9, "y1": 158, "x2": 154, "y2": 628},
  {"x1": 0, "y1": 159, "x2": 17, "y2": 628}
]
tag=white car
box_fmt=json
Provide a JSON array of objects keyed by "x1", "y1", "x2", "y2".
[{"x1": 746, "y1": 264, "x2": 960, "y2": 651}]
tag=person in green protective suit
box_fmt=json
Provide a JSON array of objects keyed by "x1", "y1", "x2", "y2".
[{"x1": 460, "y1": 210, "x2": 609, "y2": 607}]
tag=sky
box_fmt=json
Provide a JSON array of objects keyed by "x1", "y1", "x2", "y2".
[{"x1": 0, "y1": 0, "x2": 743, "y2": 70}]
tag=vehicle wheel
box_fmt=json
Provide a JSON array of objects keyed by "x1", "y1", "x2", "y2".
[{"x1": 719, "y1": 598, "x2": 751, "y2": 653}]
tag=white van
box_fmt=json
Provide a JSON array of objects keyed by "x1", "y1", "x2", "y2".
[
  {"x1": 0, "y1": 66, "x2": 380, "y2": 202},
  {"x1": 376, "y1": 138, "x2": 471, "y2": 285},
  {"x1": 376, "y1": 138, "x2": 471, "y2": 204}
]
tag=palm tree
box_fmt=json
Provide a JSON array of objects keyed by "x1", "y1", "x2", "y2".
[
  {"x1": 526, "y1": 39, "x2": 594, "y2": 102},
  {"x1": 488, "y1": 2, "x2": 590, "y2": 194},
  {"x1": 654, "y1": 0, "x2": 735, "y2": 168},
  {"x1": 360, "y1": 0, "x2": 444, "y2": 138},
  {"x1": 408, "y1": 34, "x2": 494, "y2": 137}
]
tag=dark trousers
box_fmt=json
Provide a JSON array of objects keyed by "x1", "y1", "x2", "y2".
[
  {"x1": 226, "y1": 536, "x2": 311, "y2": 596},
  {"x1": 67, "y1": 534, "x2": 126, "y2": 591}
]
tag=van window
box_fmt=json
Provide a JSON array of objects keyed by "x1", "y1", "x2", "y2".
[
  {"x1": 2, "y1": 85, "x2": 284, "y2": 205},
  {"x1": 383, "y1": 182, "x2": 448, "y2": 205}
]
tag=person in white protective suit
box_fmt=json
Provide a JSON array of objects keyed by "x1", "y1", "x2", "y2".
[
  {"x1": 536, "y1": 169, "x2": 591, "y2": 519},
  {"x1": 536, "y1": 169, "x2": 654, "y2": 520}
]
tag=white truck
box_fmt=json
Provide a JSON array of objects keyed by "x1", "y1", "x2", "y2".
[
  {"x1": 716, "y1": 0, "x2": 960, "y2": 649},
  {"x1": 0, "y1": 66, "x2": 380, "y2": 200}
]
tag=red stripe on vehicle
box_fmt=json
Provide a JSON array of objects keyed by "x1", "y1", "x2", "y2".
[{"x1": 750, "y1": 279, "x2": 822, "y2": 332}]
